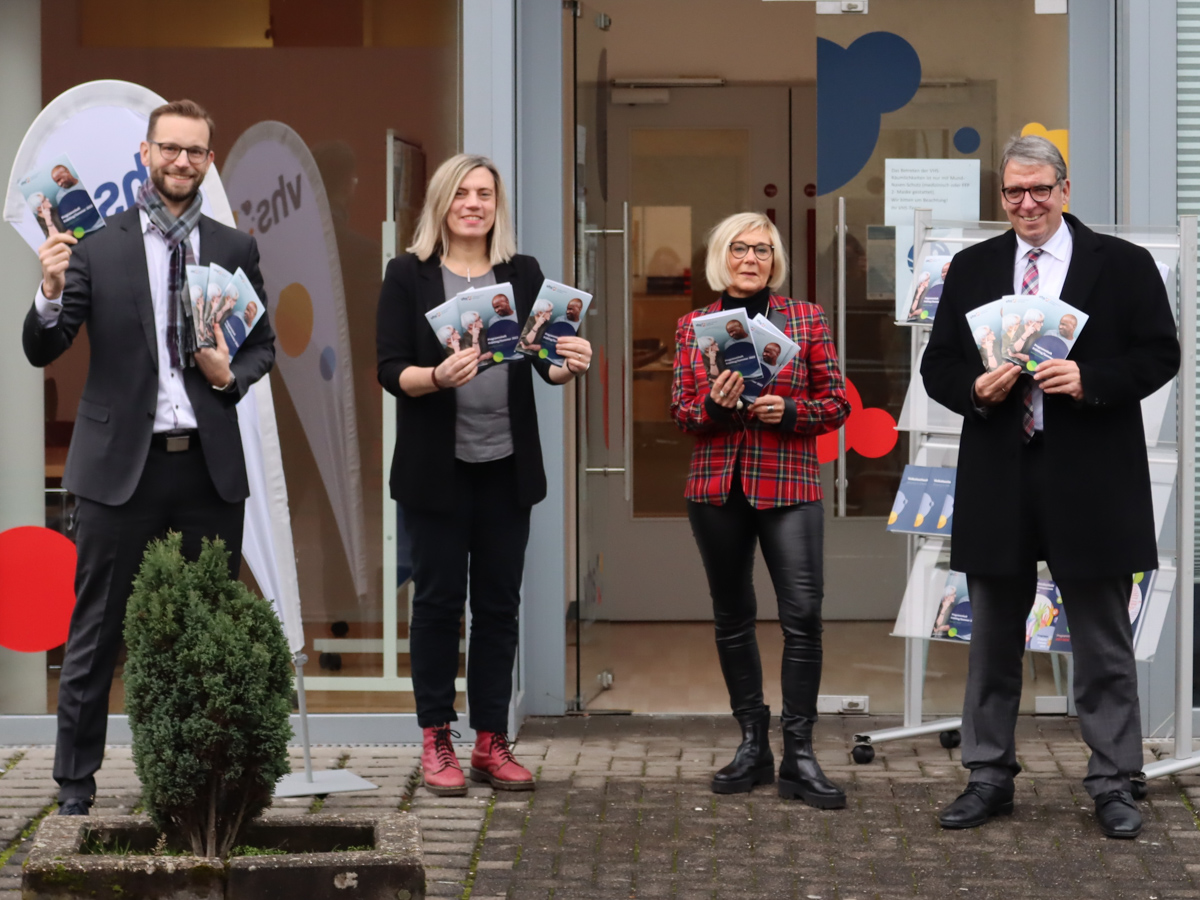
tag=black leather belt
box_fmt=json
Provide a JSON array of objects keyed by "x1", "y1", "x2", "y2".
[{"x1": 151, "y1": 429, "x2": 200, "y2": 452}]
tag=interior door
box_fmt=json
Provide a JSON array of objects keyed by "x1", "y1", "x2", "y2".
[{"x1": 589, "y1": 86, "x2": 792, "y2": 623}]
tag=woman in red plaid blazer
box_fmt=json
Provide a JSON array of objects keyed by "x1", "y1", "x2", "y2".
[{"x1": 671, "y1": 212, "x2": 851, "y2": 808}]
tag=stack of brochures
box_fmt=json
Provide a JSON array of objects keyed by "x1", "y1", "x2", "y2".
[
  {"x1": 967, "y1": 294, "x2": 1089, "y2": 373},
  {"x1": 186, "y1": 263, "x2": 265, "y2": 357},
  {"x1": 741, "y1": 314, "x2": 800, "y2": 400},
  {"x1": 16, "y1": 153, "x2": 105, "y2": 247},
  {"x1": 886, "y1": 465, "x2": 956, "y2": 536},
  {"x1": 426, "y1": 278, "x2": 593, "y2": 367},
  {"x1": 690, "y1": 309, "x2": 763, "y2": 380}
]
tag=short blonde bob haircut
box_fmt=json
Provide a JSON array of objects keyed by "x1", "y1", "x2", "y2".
[
  {"x1": 407, "y1": 154, "x2": 517, "y2": 264},
  {"x1": 704, "y1": 212, "x2": 788, "y2": 292}
]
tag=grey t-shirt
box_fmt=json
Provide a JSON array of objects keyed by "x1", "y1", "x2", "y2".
[{"x1": 440, "y1": 266, "x2": 514, "y2": 463}]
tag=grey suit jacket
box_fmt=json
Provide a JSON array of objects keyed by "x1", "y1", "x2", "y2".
[{"x1": 22, "y1": 208, "x2": 276, "y2": 506}]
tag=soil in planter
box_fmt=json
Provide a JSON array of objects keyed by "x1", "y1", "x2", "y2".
[{"x1": 80, "y1": 823, "x2": 377, "y2": 858}]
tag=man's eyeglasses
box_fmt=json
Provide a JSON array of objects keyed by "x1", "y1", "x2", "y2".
[
  {"x1": 149, "y1": 141, "x2": 211, "y2": 165},
  {"x1": 729, "y1": 242, "x2": 774, "y2": 261},
  {"x1": 1001, "y1": 183, "x2": 1059, "y2": 204}
]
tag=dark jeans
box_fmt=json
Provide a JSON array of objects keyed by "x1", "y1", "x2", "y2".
[
  {"x1": 687, "y1": 477, "x2": 826, "y2": 726},
  {"x1": 56, "y1": 441, "x2": 244, "y2": 803},
  {"x1": 404, "y1": 456, "x2": 531, "y2": 733}
]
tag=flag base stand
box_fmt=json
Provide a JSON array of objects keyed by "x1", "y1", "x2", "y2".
[{"x1": 273, "y1": 653, "x2": 378, "y2": 799}]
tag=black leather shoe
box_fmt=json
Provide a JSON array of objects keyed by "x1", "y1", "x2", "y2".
[
  {"x1": 938, "y1": 783, "x2": 1014, "y2": 829},
  {"x1": 57, "y1": 799, "x2": 91, "y2": 816},
  {"x1": 711, "y1": 706, "x2": 774, "y2": 794},
  {"x1": 1094, "y1": 789, "x2": 1142, "y2": 839},
  {"x1": 777, "y1": 718, "x2": 845, "y2": 809}
]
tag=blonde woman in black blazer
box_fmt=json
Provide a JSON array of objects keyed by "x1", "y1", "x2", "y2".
[{"x1": 377, "y1": 154, "x2": 591, "y2": 796}]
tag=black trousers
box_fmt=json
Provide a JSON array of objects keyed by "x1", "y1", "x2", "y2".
[
  {"x1": 404, "y1": 456, "x2": 531, "y2": 733},
  {"x1": 55, "y1": 440, "x2": 244, "y2": 803},
  {"x1": 962, "y1": 438, "x2": 1143, "y2": 798},
  {"x1": 687, "y1": 477, "x2": 826, "y2": 726}
]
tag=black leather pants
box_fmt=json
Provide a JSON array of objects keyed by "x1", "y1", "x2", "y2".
[{"x1": 687, "y1": 476, "x2": 825, "y2": 726}]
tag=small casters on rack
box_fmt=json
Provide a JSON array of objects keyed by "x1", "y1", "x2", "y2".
[
  {"x1": 939, "y1": 729, "x2": 962, "y2": 750},
  {"x1": 851, "y1": 744, "x2": 875, "y2": 765}
]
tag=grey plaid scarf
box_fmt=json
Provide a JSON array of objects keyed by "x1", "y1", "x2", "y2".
[{"x1": 136, "y1": 180, "x2": 203, "y2": 369}]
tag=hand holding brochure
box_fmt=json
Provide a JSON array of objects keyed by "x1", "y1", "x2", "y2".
[
  {"x1": 458, "y1": 281, "x2": 519, "y2": 361},
  {"x1": 518, "y1": 279, "x2": 593, "y2": 364},
  {"x1": 16, "y1": 154, "x2": 105, "y2": 247},
  {"x1": 182, "y1": 263, "x2": 263, "y2": 358},
  {"x1": 690, "y1": 309, "x2": 762, "y2": 380},
  {"x1": 217, "y1": 268, "x2": 266, "y2": 356},
  {"x1": 998, "y1": 294, "x2": 1089, "y2": 371},
  {"x1": 965, "y1": 299, "x2": 1005, "y2": 372},
  {"x1": 742, "y1": 314, "x2": 800, "y2": 401}
]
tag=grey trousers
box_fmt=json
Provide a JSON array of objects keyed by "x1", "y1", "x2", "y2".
[{"x1": 962, "y1": 572, "x2": 1142, "y2": 797}]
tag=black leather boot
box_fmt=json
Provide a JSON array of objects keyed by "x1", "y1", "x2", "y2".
[
  {"x1": 777, "y1": 717, "x2": 845, "y2": 809},
  {"x1": 711, "y1": 705, "x2": 774, "y2": 794}
]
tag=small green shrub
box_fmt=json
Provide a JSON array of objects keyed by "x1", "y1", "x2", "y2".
[{"x1": 123, "y1": 534, "x2": 293, "y2": 859}]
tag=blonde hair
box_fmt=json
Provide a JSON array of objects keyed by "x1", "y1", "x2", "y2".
[
  {"x1": 704, "y1": 212, "x2": 789, "y2": 292},
  {"x1": 407, "y1": 154, "x2": 516, "y2": 264}
]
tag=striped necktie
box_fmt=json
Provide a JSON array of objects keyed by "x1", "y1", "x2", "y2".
[{"x1": 1019, "y1": 248, "x2": 1044, "y2": 441}]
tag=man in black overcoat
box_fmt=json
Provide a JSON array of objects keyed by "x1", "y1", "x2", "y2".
[{"x1": 921, "y1": 135, "x2": 1179, "y2": 839}]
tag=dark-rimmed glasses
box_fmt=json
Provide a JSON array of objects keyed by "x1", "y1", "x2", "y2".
[
  {"x1": 1001, "y1": 183, "x2": 1060, "y2": 204},
  {"x1": 149, "y1": 141, "x2": 211, "y2": 165},
  {"x1": 729, "y1": 242, "x2": 774, "y2": 261}
]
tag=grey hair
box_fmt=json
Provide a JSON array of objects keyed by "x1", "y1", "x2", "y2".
[{"x1": 1000, "y1": 135, "x2": 1067, "y2": 184}]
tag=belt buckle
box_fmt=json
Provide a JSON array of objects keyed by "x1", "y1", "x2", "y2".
[{"x1": 165, "y1": 434, "x2": 190, "y2": 453}]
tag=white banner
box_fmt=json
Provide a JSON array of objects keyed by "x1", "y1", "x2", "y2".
[
  {"x1": 4, "y1": 80, "x2": 305, "y2": 654},
  {"x1": 223, "y1": 122, "x2": 369, "y2": 603}
]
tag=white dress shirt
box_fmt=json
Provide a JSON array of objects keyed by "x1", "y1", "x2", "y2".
[
  {"x1": 35, "y1": 210, "x2": 201, "y2": 432},
  {"x1": 1013, "y1": 220, "x2": 1073, "y2": 431}
]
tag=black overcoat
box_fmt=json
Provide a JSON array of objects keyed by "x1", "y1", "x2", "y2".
[
  {"x1": 920, "y1": 213, "x2": 1180, "y2": 578},
  {"x1": 376, "y1": 252, "x2": 557, "y2": 513}
]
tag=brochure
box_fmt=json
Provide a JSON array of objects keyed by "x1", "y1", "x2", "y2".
[
  {"x1": 518, "y1": 279, "x2": 593, "y2": 364},
  {"x1": 998, "y1": 294, "x2": 1089, "y2": 372},
  {"x1": 1025, "y1": 580, "x2": 1066, "y2": 652},
  {"x1": 903, "y1": 254, "x2": 954, "y2": 324},
  {"x1": 930, "y1": 571, "x2": 971, "y2": 642},
  {"x1": 741, "y1": 314, "x2": 800, "y2": 401},
  {"x1": 915, "y1": 468, "x2": 955, "y2": 536},
  {"x1": 16, "y1": 153, "x2": 105, "y2": 244},
  {"x1": 204, "y1": 263, "x2": 235, "y2": 347},
  {"x1": 216, "y1": 267, "x2": 265, "y2": 357},
  {"x1": 886, "y1": 465, "x2": 930, "y2": 532},
  {"x1": 186, "y1": 265, "x2": 213, "y2": 348},
  {"x1": 425, "y1": 296, "x2": 468, "y2": 359},
  {"x1": 690, "y1": 309, "x2": 762, "y2": 380},
  {"x1": 964, "y1": 298, "x2": 1006, "y2": 373},
  {"x1": 457, "y1": 281, "x2": 519, "y2": 362}
]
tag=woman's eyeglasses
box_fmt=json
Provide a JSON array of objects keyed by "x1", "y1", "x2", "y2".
[{"x1": 729, "y1": 242, "x2": 774, "y2": 261}]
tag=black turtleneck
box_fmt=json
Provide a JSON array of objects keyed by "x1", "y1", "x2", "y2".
[{"x1": 720, "y1": 285, "x2": 771, "y2": 321}]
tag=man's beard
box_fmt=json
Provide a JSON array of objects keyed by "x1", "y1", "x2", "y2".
[{"x1": 150, "y1": 165, "x2": 202, "y2": 204}]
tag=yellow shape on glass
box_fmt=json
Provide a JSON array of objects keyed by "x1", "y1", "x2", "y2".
[{"x1": 275, "y1": 282, "x2": 314, "y2": 358}]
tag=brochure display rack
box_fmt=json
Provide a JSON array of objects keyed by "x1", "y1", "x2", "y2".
[{"x1": 849, "y1": 211, "x2": 1197, "y2": 782}]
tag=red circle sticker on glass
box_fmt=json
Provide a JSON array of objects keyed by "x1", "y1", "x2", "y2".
[
  {"x1": 764, "y1": 184, "x2": 778, "y2": 198},
  {"x1": 0, "y1": 526, "x2": 77, "y2": 652}
]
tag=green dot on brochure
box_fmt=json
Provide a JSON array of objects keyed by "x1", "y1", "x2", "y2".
[
  {"x1": 73, "y1": 227, "x2": 85, "y2": 238},
  {"x1": 539, "y1": 349, "x2": 549, "y2": 359},
  {"x1": 1133, "y1": 572, "x2": 1144, "y2": 584},
  {"x1": 1027, "y1": 361, "x2": 1037, "y2": 371},
  {"x1": 948, "y1": 628, "x2": 957, "y2": 637},
  {"x1": 920, "y1": 310, "x2": 928, "y2": 319},
  {"x1": 493, "y1": 352, "x2": 503, "y2": 362}
]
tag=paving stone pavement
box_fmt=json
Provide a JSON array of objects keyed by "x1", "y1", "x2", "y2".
[{"x1": 4, "y1": 716, "x2": 1200, "y2": 899}]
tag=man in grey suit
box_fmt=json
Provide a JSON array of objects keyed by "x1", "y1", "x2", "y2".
[
  {"x1": 922, "y1": 135, "x2": 1179, "y2": 839},
  {"x1": 22, "y1": 100, "x2": 276, "y2": 815}
]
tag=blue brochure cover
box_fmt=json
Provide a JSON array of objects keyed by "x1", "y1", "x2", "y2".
[
  {"x1": 690, "y1": 309, "x2": 763, "y2": 380},
  {"x1": 886, "y1": 465, "x2": 931, "y2": 532},
  {"x1": 741, "y1": 313, "x2": 800, "y2": 401},
  {"x1": 457, "y1": 281, "x2": 515, "y2": 364},
  {"x1": 965, "y1": 298, "x2": 1005, "y2": 373},
  {"x1": 518, "y1": 279, "x2": 592, "y2": 365},
  {"x1": 999, "y1": 294, "x2": 1090, "y2": 372},
  {"x1": 931, "y1": 571, "x2": 971, "y2": 643},
  {"x1": 217, "y1": 267, "x2": 265, "y2": 358},
  {"x1": 912, "y1": 468, "x2": 955, "y2": 535}
]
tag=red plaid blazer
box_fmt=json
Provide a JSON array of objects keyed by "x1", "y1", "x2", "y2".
[{"x1": 670, "y1": 294, "x2": 850, "y2": 508}]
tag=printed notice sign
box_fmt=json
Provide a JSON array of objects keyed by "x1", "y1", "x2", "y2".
[{"x1": 885, "y1": 159, "x2": 980, "y2": 324}]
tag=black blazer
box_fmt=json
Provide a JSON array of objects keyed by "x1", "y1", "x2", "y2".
[
  {"x1": 921, "y1": 213, "x2": 1180, "y2": 578},
  {"x1": 376, "y1": 252, "x2": 557, "y2": 512},
  {"x1": 22, "y1": 209, "x2": 276, "y2": 506}
]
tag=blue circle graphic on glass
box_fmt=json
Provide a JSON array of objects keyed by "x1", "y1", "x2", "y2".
[
  {"x1": 319, "y1": 346, "x2": 336, "y2": 381},
  {"x1": 953, "y1": 127, "x2": 981, "y2": 154}
]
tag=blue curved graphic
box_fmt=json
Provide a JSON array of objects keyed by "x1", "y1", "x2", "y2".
[{"x1": 817, "y1": 32, "x2": 922, "y2": 195}]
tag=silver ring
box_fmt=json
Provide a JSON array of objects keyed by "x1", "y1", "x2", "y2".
[
  {"x1": 716, "y1": 390, "x2": 725, "y2": 399},
  {"x1": 766, "y1": 405, "x2": 774, "y2": 413}
]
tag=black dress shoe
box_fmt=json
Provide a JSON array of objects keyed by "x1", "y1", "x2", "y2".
[
  {"x1": 712, "y1": 706, "x2": 774, "y2": 794},
  {"x1": 1094, "y1": 789, "x2": 1142, "y2": 839},
  {"x1": 57, "y1": 799, "x2": 91, "y2": 816},
  {"x1": 938, "y1": 783, "x2": 1014, "y2": 829}
]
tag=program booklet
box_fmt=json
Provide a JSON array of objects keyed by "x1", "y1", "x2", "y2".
[
  {"x1": 457, "y1": 281, "x2": 518, "y2": 362},
  {"x1": 186, "y1": 265, "x2": 214, "y2": 348},
  {"x1": 1025, "y1": 580, "x2": 1066, "y2": 652},
  {"x1": 886, "y1": 465, "x2": 930, "y2": 532},
  {"x1": 964, "y1": 298, "x2": 1006, "y2": 373},
  {"x1": 518, "y1": 279, "x2": 593, "y2": 364},
  {"x1": 690, "y1": 309, "x2": 762, "y2": 380},
  {"x1": 903, "y1": 254, "x2": 954, "y2": 324},
  {"x1": 216, "y1": 267, "x2": 265, "y2": 357},
  {"x1": 204, "y1": 263, "x2": 235, "y2": 346},
  {"x1": 998, "y1": 294, "x2": 1089, "y2": 372},
  {"x1": 741, "y1": 314, "x2": 800, "y2": 401},
  {"x1": 930, "y1": 571, "x2": 972, "y2": 642},
  {"x1": 16, "y1": 154, "x2": 105, "y2": 245}
]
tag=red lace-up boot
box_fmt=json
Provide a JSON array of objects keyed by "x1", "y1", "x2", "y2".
[
  {"x1": 421, "y1": 725, "x2": 467, "y2": 796},
  {"x1": 470, "y1": 731, "x2": 535, "y2": 791}
]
